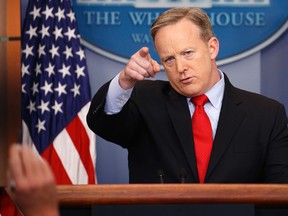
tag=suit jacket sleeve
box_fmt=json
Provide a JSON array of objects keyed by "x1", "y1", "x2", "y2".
[
  {"x1": 263, "y1": 103, "x2": 288, "y2": 183},
  {"x1": 86, "y1": 80, "x2": 141, "y2": 148}
]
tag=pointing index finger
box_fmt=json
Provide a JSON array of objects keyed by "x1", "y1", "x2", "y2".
[{"x1": 138, "y1": 47, "x2": 150, "y2": 58}]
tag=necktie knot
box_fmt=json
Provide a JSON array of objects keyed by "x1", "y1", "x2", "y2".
[{"x1": 191, "y1": 94, "x2": 208, "y2": 106}]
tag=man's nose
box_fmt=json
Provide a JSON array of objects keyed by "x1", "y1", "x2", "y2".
[{"x1": 176, "y1": 58, "x2": 187, "y2": 74}]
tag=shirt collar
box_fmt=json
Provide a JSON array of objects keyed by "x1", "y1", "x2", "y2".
[
  {"x1": 187, "y1": 70, "x2": 225, "y2": 109},
  {"x1": 205, "y1": 69, "x2": 225, "y2": 110}
]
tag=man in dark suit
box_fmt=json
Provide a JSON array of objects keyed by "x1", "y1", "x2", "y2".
[{"x1": 87, "y1": 7, "x2": 288, "y2": 183}]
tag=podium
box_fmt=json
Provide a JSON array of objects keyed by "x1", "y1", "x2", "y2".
[{"x1": 57, "y1": 184, "x2": 288, "y2": 216}]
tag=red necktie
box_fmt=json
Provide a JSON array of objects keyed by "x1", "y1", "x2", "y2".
[{"x1": 191, "y1": 94, "x2": 213, "y2": 183}]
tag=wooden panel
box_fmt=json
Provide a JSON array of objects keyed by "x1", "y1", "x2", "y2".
[
  {"x1": 0, "y1": 0, "x2": 21, "y2": 186},
  {"x1": 6, "y1": 0, "x2": 21, "y2": 145},
  {"x1": 57, "y1": 184, "x2": 288, "y2": 207},
  {"x1": 0, "y1": 0, "x2": 7, "y2": 187}
]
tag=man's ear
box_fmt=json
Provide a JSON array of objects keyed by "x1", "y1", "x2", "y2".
[{"x1": 208, "y1": 37, "x2": 219, "y2": 60}]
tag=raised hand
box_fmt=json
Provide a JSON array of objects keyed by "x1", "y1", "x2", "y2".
[
  {"x1": 119, "y1": 47, "x2": 161, "y2": 89},
  {"x1": 7, "y1": 144, "x2": 59, "y2": 216}
]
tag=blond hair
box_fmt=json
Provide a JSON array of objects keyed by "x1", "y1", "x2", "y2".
[{"x1": 150, "y1": 7, "x2": 214, "y2": 42}]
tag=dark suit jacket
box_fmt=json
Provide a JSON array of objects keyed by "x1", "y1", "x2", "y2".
[{"x1": 87, "y1": 74, "x2": 288, "y2": 183}]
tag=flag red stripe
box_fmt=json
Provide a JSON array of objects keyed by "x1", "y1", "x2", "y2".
[
  {"x1": 66, "y1": 116, "x2": 95, "y2": 184},
  {"x1": 0, "y1": 189, "x2": 22, "y2": 216},
  {"x1": 41, "y1": 145, "x2": 72, "y2": 184}
]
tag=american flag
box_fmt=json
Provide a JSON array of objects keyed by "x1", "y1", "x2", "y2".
[{"x1": 21, "y1": 0, "x2": 96, "y2": 184}]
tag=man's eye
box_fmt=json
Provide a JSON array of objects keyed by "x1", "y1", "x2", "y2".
[
  {"x1": 184, "y1": 51, "x2": 194, "y2": 57},
  {"x1": 165, "y1": 57, "x2": 174, "y2": 65}
]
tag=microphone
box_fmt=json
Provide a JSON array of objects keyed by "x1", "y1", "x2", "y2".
[
  {"x1": 180, "y1": 168, "x2": 187, "y2": 183},
  {"x1": 157, "y1": 170, "x2": 165, "y2": 183}
]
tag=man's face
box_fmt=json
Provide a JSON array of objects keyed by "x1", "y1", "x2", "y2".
[{"x1": 154, "y1": 18, "x2": 220, "y2": 98}]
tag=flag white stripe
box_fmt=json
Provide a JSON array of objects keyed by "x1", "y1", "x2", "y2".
[
  {"x1": 78, "y1": 102, "x2": 97, "y2": 173},
  {"x1": 54, "y1": 129, "x2": 88, "y2": 184},
  {"x1": 22, "y1": 120, "x2": 34, "y2": 146}
]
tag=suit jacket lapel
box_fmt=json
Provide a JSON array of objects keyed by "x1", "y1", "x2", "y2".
[
  {"x1": 164, "y1": 87, "x2": 199, "y2": 182},
  {"x1": 163, "y1": 75, "x2": 247, "y2": 182},
  {"x1": 206, "y1": 76, "x2": 246, "y2": 180}
]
